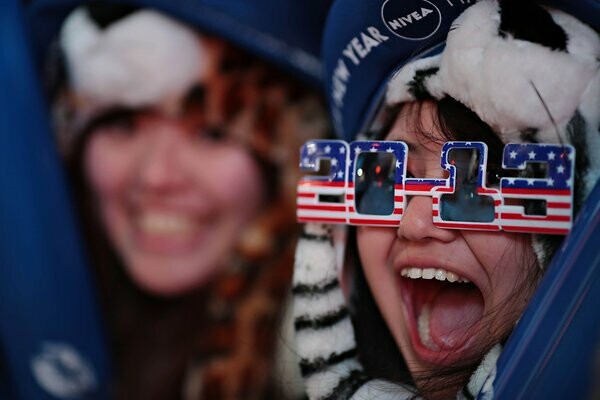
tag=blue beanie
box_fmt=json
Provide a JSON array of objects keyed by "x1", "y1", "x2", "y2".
[{"x1": 27, "y1": 0, "x2": 334, "y2": 87}]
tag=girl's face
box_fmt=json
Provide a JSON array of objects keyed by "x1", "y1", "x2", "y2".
[
  {"x1": 84, "y1": 103, "x2": 265, "y2": 296},
  {"x1": 85, "y1": 113, "x2": 264, "y2": 294},
  {"x1": 357, "y1": 102, "x2": 538, "y2": 386}
]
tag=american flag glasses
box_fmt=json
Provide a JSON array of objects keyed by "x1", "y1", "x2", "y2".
[{"x1": 297, "y1": 140, "x2": 575, "y2": 235}]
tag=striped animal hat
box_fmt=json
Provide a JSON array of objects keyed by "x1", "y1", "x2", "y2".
[{"x1": 321, "y1": 0, "x2": 600, "y2": 267}]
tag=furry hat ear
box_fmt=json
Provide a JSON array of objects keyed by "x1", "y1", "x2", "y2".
[
  {"x1": 60, "y1": 7, "x2": 208, "y2": 110},
  {"x1": 498, "y1": 0, "x2": 568, "y2": 50},
  {"x1": 85, "y1": 3, "x2": 140, "y2": 29}
]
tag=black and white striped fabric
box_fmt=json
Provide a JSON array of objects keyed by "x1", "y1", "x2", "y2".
[{"x1": 292, "y1": 223, "x2": 415, "y2": 399}]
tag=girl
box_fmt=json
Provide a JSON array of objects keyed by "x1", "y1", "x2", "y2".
[
  {"x1": 292, "y1": 0, "x2": 600, "y2": 399},
  {"x1": 50, "y1": 3, "x2": 330, "y2": 398}
]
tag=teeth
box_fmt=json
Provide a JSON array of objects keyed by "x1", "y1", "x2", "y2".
[
  {"x1": 409, "y1": 268, "x2": 422, "y2": 279},
  {"x1": 447, "y1": 272, "x2": 458, "y2": 283},
  {"x1": 421, "y1": 268, "x2": 435, "y2": 279},
  {"x1": 400, "y1": 267, "x2": 470, "y2": 283},
  {"x1": 435, "y1": 269, "x2": 447, "y2": 281},
  {"x1": 417, "y1": 304, "x2": 438, "y2": 350},
  {"x1": 138, "y1": 212, "x2": 195, "y2": 235}
]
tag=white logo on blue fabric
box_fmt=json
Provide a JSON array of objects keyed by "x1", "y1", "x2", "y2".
[
  {"x1": 31, "y1": 342, "x2": 97, "y2": 399},
  {"x1": 381, "y1": 0, "x2": 442, "y2": 40}
]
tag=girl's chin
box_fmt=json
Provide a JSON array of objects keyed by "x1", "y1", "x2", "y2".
[
  {"x1": 125, "y1": 263, "x2": 214, "y2": 296},
  {"x1": 121, "y1": 250, "x2": 221, "y2": 296},
  {"x1": 131, "y1": 228, "x2": 209, "y2": 256}
]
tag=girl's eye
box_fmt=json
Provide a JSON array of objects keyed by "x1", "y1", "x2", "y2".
[
  {"x1": 88, "y1": 108, "x2": 137, "y2": 135},
  {"x1": 198, "y1": 127, "x2": 225, "y2": 141}
]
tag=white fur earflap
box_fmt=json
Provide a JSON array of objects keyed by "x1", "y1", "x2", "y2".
[{"x1": 60, "y1": 8, "x2": 207, "y2": 109}]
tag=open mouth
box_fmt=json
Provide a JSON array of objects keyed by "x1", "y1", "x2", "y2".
[
  {"x1": 137, "y1": 211, "x2": 198, "y2": 235},
  {"x1": 398, "y1": 267, "x2": 484, "y2": 365},
  {"x1": 131, "y1": 210, "x2": 211, "y2": 255}
]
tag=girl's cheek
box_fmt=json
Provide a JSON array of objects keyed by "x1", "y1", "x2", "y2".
[
  {"x1": 357, "y1": 227, "x2": 396, "y2": 270},
  {"x1": 193, "y1": 146, "x2": 265, "y2": 210},
  {"x1": 85, "y1": 134, "x2": 138, "y2": 198}
]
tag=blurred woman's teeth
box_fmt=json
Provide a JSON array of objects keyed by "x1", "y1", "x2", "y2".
[
  {"x1": 138, "y1": 213, "x2": 195, "y2": 234},
  {"x1": 400, "y1": 267, "x2": 469, "y2": 283}
]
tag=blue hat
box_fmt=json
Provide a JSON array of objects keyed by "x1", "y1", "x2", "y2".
[
  {"x1": 27, "y1": 0, "x2": 334, "y2": 87},
  {"x1": 322, "y1": 0, "x2": 600, "y2": 142}
]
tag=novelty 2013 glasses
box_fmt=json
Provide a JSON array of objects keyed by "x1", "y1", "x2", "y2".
[{"x1": 297, "y1": 140, "x2": 575, "y2": 235}]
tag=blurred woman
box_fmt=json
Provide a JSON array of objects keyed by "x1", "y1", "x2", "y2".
[{"x1": 50, "y1": 4, "x2": 330, "y2": 398}]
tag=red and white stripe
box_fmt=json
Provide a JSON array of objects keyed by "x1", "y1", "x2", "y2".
[
  {"x1": 499, "y1": 188, "x2": 573, "y2": 234},
  {"x1": 297, "y1": 181, "x2": 348, "y2": 224}
]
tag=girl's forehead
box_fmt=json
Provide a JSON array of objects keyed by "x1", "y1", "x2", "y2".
[{"x1": 386, "y1": 101, "x2": 441, "y2": 146}]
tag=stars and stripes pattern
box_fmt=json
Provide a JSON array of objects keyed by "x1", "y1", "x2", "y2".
[
  {"x1": 297, "y1": 140, "x2": 575, "y2": 235},
  {"x1": 428, "y1": 141, "x2": 503, "y2": 231},
  {"x1": 347, "y1": 141, "x2": 407, "y2": 226},
  {"x1": 499, "y1": 143, "x2": 575, "y2": 234},
  {"x1": 297, "y1": 140, "x2": 350, "y2": 223}
]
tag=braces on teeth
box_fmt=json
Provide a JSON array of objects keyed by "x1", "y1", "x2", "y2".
[{"x1": 400, "y1": 267, "x2": 470, "y2": 283}]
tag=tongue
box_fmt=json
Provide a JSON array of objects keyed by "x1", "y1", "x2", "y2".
[{"x1": 429, "y1": 286, "x2": 483, "y2": 350}]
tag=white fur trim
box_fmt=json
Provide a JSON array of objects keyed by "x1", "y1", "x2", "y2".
[
  {"x1": 352, "y1": 379, "x2": 416, "y2": 399},
  {"x1": 304, "y1": 359, "x2": 363, "y2": 400},
  {"x1": 441, "y1": 1, "x2": 600, "y2": 136},
  {"x1": 386, "y1": 54, "x2": 443, "y2": 104},
  {"x1": 293, "y1": 287, "x2": 346, "y2": 320},
  {"x1": 60, "y1": 8, "x2": 207, "y2": 109},
  {"x1": 385, "y1": 0, "x2": 600, "y2": 140},
  {"x1": 464, "y1": 344, "x2": 501, "y2": 400},
  {"x1": 293, "y1": 236, "x2": 339, "y2": 288},
  {"x1": 295, "y1": 318, "x2": 356, "y2": 363}
]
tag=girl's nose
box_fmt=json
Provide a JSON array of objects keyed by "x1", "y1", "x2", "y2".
[
  {"x1": 138, "y1": 124, "x2": 187, "y2": 191},
  {"x1": 396, "y1": 195, "x2": 457, "y2": 242}
]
